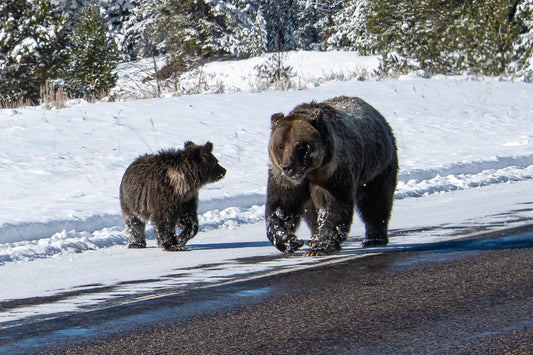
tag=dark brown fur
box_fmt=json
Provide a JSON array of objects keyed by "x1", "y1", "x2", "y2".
[
  {"x1": 266, "y1": 96, "x2": 398, "y2": 256},
  {"x1": 120, "y1": 142, "x2": 226, "y2": 251}
]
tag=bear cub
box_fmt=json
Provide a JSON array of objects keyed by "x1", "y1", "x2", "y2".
[
  {"x1": 120, "y1": 141, "x2": 226, "y2": 251},
  {"x1": 266, "y1": 96, "x2": 398, "y2": 256}
]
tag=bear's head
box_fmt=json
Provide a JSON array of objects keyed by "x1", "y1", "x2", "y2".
[
  {"x1": 184, "y1": 141, "x2": 226, "y2": 183},
  {"x1": 268, "y1": 107, "x2": 331, "y2": 183}
]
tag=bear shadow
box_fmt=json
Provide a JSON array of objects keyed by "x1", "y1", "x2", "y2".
[{"x1": 186, "y1": 241, "x2": 272, "y2": 251}]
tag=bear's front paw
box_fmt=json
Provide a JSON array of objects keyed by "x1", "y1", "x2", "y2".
[
  {"x1": 161, "y1": 243, "x2": 187, "y2": 251},
  {"x1": 361, "y1": 238, "x2": 388, "y2": 248},
  {"x1": 303, "y1": 241, "x2": 341, "y2": 256},
  {"x1": 274, "y1": 234, "x2": 305, "y2": 254}
]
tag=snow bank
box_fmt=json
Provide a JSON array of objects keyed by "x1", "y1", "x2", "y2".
[{"x1": 112, "y1": 51, "x2": 380, "y2": 98}]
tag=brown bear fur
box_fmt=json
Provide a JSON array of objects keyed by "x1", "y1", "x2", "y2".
[
  {"x1": 120, "y1": 141, "x2": 226, "y2": 251},
  {"x1": 266, "y1": 96, "x2": 398, "y2": 256}
]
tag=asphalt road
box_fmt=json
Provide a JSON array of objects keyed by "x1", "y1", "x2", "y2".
[{"x1": 4, "y1": 224, "x2": 533, "y2": 354}]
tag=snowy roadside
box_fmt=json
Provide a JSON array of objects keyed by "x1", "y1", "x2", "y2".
[{"x1": 1, "y1": 179, "x2": 532, "y2": 327}]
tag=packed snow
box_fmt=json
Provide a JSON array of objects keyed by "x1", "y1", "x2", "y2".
[{"x1": 1, "y1": 52, "x2": 532, "y2": 327}]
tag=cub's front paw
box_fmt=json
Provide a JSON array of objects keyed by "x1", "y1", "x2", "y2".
[{"x1": 128, "y1": 242, "x2": 146, "y2": 249}]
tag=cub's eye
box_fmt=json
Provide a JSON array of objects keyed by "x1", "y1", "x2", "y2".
[{"x1": 276, "y1": 144, "x2": 284, "y2": 151}]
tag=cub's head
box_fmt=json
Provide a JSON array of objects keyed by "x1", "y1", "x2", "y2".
[
  {"x1": 268, "y1": 107, "x2": 330, "y2": 183},
  {"x1": 184, "y1": 141, "x2": 226, "y2": 184}
]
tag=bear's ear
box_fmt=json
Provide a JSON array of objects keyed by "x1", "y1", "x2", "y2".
[
  {"x1": 204, "y1": 141, "x2": 213, "y2": 152},
  {"x1": 307, "y1": 108, "x2": 325, "y2": 129},
  {"x1": 271, "y1": 113, "x2": 284, "y2": 128},
  {"x1": 184, "y1": 141, "x2": 196, "y2": 149},
  {"x1": 308, "y1": 108, "x2": 323, "y2": 123}
]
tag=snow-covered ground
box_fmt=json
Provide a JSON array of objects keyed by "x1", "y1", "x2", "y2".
[
  {"x1": 1, "y1": 52, "x2": 532, "y2": 327},
  {"x1": 112, "y1": 51, "x2": 380, "y2": 98}
]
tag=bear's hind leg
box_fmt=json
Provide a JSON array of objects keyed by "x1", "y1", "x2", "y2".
[
  {"x1": 125, "y1": 215, "x2": 147, "y2": 248},
  {"x1": 357, "y1": 166, "x2": 397, "y2": 248}
]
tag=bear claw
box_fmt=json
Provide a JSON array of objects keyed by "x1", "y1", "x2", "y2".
[{"x1": 303, "y1": 249, "x2": 326, "y2": 257}]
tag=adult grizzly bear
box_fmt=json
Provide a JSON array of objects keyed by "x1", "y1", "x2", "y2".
[
  {"x1": 266, "y1": 96, "x2": 398, "y2": 256},
  {"x1": 120, "y1": 141, "x2": 226, "y2": 251}
]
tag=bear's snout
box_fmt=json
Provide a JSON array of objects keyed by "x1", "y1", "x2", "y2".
[
  {"x1": 281, "y1": 163, "x2": 295, "y2": 176},
  {"x1": 216, "y1": 165, "x2": 227, "y2": 180},
  {"x1": 280, "y1": 163, "x2": 305, "y2": 180}
]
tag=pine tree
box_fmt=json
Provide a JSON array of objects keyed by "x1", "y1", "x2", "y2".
[
  {"x1": 206, "y1": 0, "x2": 267, "y2": 57},
  {"x1": 368, "y1": 0, "x2": 533, "y2": 77},
  {"x1": 247, "y1": 5, "x2": 268, "y2": 56},
  {"x1": 468, "y1": 0, "x2": 533, "y2": 76},
  {"x1": 0, "y1": 0, "x2": 69, "y2": 106},
  {"x1": 515, "y1": 0, "x2": 533, "y2": 80},
  {"x1": 326, "y1": 0, "x2": 376, "y2": 54},
  {"x1": 66, "y1": 1, "x2": 118, "y2": 98},
  {"x1": 261, "y1": 0, "x2": 302, "y2": 52},
  {"x1": 111, "y1": 0, "x2": 165, "y2": 61},
  {"x1": 157, "y1": 0, "x2": 225, "y2": 60}
]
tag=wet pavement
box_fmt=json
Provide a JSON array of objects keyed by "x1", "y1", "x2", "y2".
[{"x1": 1, "y1": 223, "x2": 532, "y2": 354}]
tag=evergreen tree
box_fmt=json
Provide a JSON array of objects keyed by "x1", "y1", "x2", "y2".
[
  {"x1": 247, "y1": 5, "x2": 268, "y2": 56},
  {"x1": 368, "y1": 0, "x2": 533, "y2": 77},
  {"x1": 157, "y1": 0, "x2": 225, "y2": 60},
  {"x1": 66, "y1": 1, "x2": 118, "y2": 98},
  {"x1": 515, "y1": 0, "x2": 533, "y2": 80},
  {"x1": 326, "y1": 0, "x2": 376, "y2": 54},
  {"x1": 111, "y1": 0, "x2": 165, "y2": 61},
  {"x1": 156, "y1": 0, "x2": 267, "y2": 82},
  {"x1": 261, "y1": 0, "x2": 301, "y2": 51},
  {"x1": 0, "y1": 0, "x2": 69, "y2": 106},
  {"x1": 293, "y1": 1, "x2": 320, "y2": 50},
  {"x1": 206, "y1": 0, "x2": 267, "y2": 57},
  {"x1": 367, "y1": 0, "x2": 459, "y2": 76}
]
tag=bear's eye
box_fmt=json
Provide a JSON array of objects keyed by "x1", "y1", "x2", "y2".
[
  {"x1": 296, "y1": 142, "x2": 310, "y2": 154},
  {"x1": 276, "y1": 144, "x2": 284, "y2": 151}
]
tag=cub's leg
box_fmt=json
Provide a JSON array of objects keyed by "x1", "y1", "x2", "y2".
[
  {"x1": 357, "y1": 165, "x2": 397, "y2": 248},
  {"x1": 125, "y1": 214, "x2": 147, "y2": 249},
  {"x1": 174, "y1": 196, "x2": 199, "y2": 249},
  {"x1": 154, "y1": 222, "x2": 180, "y2": 251}
]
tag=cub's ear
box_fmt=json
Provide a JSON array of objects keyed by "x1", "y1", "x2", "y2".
[
  {"x1": 204, "y1": 141, "x2": 213, "y2": 152},
  {"x1": 184, "y1": 141, "x2": 196, "y2": 149},
  {"x1": 271, "y1": 113, "x2": 284, "y2": 128}
]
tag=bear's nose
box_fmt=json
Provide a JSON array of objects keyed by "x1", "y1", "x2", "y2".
[{"x1": 281, "y1": 164, "x2": 294, "y2": 176}]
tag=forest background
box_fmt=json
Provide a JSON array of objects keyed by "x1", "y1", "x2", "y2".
[{"x1": 1, "y1": 0, "x2": 532, "y2": 107}]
